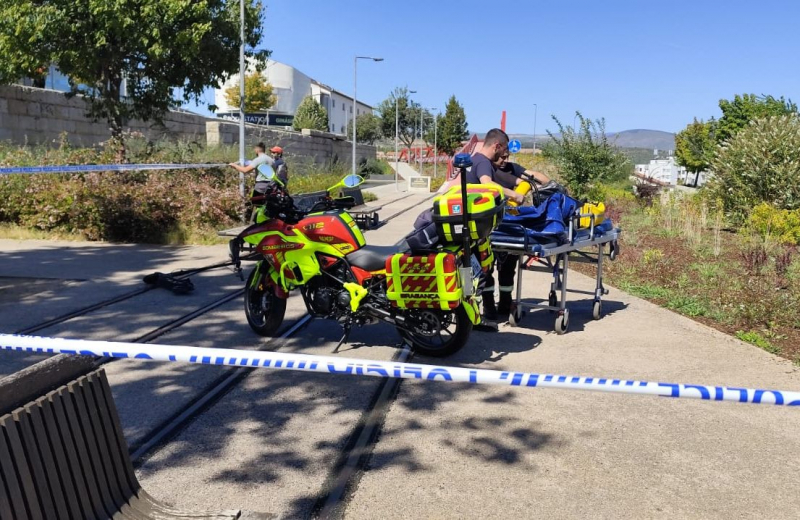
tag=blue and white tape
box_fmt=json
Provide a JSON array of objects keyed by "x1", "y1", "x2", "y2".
[
  {"x1": 0, "y1": 163, "x2": 228, "y2": 175},
  {"x1": 1, "y1": 333, "x2": 799, "y2": 407}
]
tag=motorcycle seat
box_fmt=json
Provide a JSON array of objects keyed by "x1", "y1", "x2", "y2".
[{"x1": 346, "y1": 244, "x2": 397, "y2": 272}]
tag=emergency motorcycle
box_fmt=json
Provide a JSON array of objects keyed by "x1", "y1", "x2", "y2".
[{"x1": 229, "y1": 155, "x2": 504, "y2": 357}]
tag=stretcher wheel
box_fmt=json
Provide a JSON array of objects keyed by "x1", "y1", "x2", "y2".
[
  {"x1": 592, "y1": 300, "x2": 602, "y2": 320},
  {"x1": 609, "y1": 242, "x2": 619, "y2": 261},
  {"x1": 555, "y1": 310, "x2": 569, "y2": 334},
  {"x1": 548, "y1": 291, "x2": 558, "y2": 312},
  {"x1": 509, "y1": 306, "x2": 524, "y2": 327}
]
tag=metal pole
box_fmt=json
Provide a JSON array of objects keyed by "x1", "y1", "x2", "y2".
[
  {"x1": 413, "y1": 111, "x2": 419, "y2": 172},
  {"x1": 238, "y1": 0, "x2": 246, "y2": 201},
  {"x1": 419, "y1": 111, "x2": 424, "y2": 173},
  {"x1": 533, "y1": 103, "x2": 538, "y2": 155},
  {"x1": 352, "y1": 56, "x2": 383, "y2": 177},
  {"x1": 394, "y1": 96, "x2": 399, "y2": 191},
  {"x1": 433, "y1": 111, "x2": 438, "y2": 178},
  {"x1": 352, "y1": 56, "x2": 357, "y2": 176}
]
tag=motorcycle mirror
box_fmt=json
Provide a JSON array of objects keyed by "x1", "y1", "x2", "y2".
[
  {"x1": 343, "y1": 174, "x2": 364, "y2": 188},
  {"x1": 256, "y1": 164, "x2": 275, "y2": 180}
]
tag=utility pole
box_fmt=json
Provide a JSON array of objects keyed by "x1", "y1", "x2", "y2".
[
  {"x1": 431, "y1": 108, "x2": 439, "y2": 178},
  {"x1": 352, "y1": 56, "x2": 383, "y2": 176},
  {"x1": 419, "y1": 110, "x2": 424, "y2": 173},
  {"x1": 238, "y1": 0, "x2": 246, "y2": 202},
  {"x1": 395, "y1": 96, "x2": 400, "y2": 191}
]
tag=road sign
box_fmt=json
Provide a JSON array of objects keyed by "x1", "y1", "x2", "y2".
[{"x1": 508, "y1": 139, "x2": 521, "y2": 153}]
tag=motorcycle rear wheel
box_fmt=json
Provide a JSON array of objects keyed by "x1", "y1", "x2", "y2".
[
  {"x1": 399, "y1": 305, "x2": 472, "y2": 357},
  {"x1": 244, "y1": 268, "x2": 286, "y2": 336}
]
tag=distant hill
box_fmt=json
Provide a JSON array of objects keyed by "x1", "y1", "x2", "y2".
[
  {"x1": 481, "y1": 129, "x2": 676, "y2": 151},
  {"x1": 607, "y1": 129, "x2": 675, "y2": 151}
]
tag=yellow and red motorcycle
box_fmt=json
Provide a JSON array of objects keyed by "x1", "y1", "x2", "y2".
[{"x1": 229, "y1": 159, "x2": 501, "y2": 357}]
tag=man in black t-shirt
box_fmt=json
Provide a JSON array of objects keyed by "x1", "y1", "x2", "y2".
[
  {"x1": 462, "y1": 129, "x2": 522, "y2": 330},
  {"x1": 493, "y1": 151, "x2": 551, "y2": 190},
  {"x1": 464, "y1": 129, "x2": 525, "y2": 204}
]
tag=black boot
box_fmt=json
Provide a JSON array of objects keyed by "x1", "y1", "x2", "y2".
[
  {"x1": 497, "y1": 292, "x2": 513, "y2": 322},
  {"x1": 475, "y1": 292, "x2": 499, "y2": 332}
]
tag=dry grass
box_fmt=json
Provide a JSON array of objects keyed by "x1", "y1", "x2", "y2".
[{"x1": 576, "y1": 191, "x2": 800, "y2": 362}]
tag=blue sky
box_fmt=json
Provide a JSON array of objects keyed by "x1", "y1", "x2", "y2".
[{"x1": 201, "y1": 0, "x2": 799, "y2": 134}]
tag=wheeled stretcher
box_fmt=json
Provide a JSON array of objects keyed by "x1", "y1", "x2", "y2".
[{"x1": 490, "y1": 209, "x2": 621, "y2": 334}]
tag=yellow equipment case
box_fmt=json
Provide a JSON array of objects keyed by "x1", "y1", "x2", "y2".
[
  {"x1": 432, "y1": 184, "x2": 505, "y2": 244},
  {"x1": 579, "y1": 202, "x2": 606, "y2": 228},
  {"x1": 385, "y1": 252, "x2": 462, "y2": 310}
]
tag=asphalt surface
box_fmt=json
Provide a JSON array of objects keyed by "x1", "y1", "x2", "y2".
[{"x1": 2, "y1": 186, "x2": 800, "y2": 519}]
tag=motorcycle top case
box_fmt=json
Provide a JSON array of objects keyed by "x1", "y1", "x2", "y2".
[
  {"x1": 385, "y1": 252, "x2": 462, "y2": 310},
  {"x1": 432, "y1": 184, "x2": 505, "y2": 244}
]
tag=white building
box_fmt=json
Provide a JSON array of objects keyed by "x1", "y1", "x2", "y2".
[
  {"x1": 634, "y1": 156, "x2": 709, "y2": 186},
  {"x1": 214, "y1": 59, "x2": 373, "y2": 134}
]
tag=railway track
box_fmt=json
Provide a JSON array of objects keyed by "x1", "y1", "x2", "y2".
[
  {"x1": 127, "y1": 195, "x2": 433, "y2": 459},
  {"x1": 4, "y1": 192, "x2": 434, "y2": 518},
  {"x1": 13, "y1": 191, "x2": 423, "y2": 337}
]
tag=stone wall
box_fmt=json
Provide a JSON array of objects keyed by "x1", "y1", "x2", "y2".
[
  {"x1": 206, "y1": 121, "x2": 375, "y2": 165},
  {"x1": 0, "y1": 84, "x2": 375, "y2": 164},
  {"x1": 0, "y1": 85, "x2": 207, "y2": 146}
]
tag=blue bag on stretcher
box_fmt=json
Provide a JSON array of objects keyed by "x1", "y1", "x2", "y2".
[{"x1": 492, "y1": 193, "x2": 612, "y2": 245}]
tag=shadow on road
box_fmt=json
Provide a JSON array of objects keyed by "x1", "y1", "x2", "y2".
[{"x1": 132, "y1": 318, "x2": 561, "y2": 518}]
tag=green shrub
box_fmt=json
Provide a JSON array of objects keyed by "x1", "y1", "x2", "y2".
[
  {"x1": 359, "y1": 158, "x2": 390, "y2": 177},
  {"x1": 292, "y1": 96, "x2": 329, "y2": 131},
  {"x1": 746, "y1": 202, "x2": 800, "y2": 245},
  {"x1": 709, "y1": 114, "x2": 800, "y2": 223},
  {"x1": 542, "y1": 112, "x2": 632, "y2": 198}
]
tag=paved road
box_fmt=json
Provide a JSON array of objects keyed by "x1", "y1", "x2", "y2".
[
  {"x1": 2, "y1": 190, "x2": 800, "y2": 518},
  {"x1": 347, "y1": 268, "x2": 800, "y2": 518}
]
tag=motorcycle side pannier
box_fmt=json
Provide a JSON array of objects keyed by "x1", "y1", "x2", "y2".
[
  {"x1": 432, "y1": 184, "x2": 505, "y2": 244},
  {"x1": 385, "y1": 252, "x2": 462, "y2": 310}
]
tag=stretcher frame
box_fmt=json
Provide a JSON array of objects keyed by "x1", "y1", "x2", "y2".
[{"x1": 490, "y1": 212, "x2": 621, "y2": 334}]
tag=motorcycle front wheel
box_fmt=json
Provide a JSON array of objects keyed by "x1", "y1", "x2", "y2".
[
  {"x1": 244, "y1": 268, "x2": 287, "y2": 336},
  {"x1": 399, "y1": 305, "x2": 472, "y2": 357}
]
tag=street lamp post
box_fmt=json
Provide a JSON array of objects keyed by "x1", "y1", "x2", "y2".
[
  {"x1": 533, "y1": 103, "x2": 538, "y2": 155},
  {"x1": 395, "y1": 89, "x2": 416, "y2": 191},
  {"x1": 419, "y1": 110, "x2": 424, "y2": 173},
  {"x1": 238, "y1": 0, "x2": 246, "y2": 202},
  {"x1": 353, "y1": 56, "x2": 383, "y2": 176},
  {"x1": 430, "y1": 108, "x2": 439, "y2": 178}
]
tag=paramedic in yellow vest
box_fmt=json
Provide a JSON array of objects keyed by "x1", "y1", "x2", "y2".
[{"x1": 492, "y1": 150, "x2": 550, "y2": 321}]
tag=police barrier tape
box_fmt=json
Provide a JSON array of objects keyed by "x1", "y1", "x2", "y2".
[
  {"x1": 0, "y1": 163, "x2": 228, "y2": 175},
  {"x1": 2, "y1": 333, "x2": 799, "y2": 407}
]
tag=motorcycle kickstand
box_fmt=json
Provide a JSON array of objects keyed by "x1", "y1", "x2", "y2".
[{"x1": 333, "y1": 322, "x2": 352, "y2": 353}]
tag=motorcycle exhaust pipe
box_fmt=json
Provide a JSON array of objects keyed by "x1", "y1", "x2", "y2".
[{"x1": 361, "y1": 304, "x2": 406, "y2": 325}]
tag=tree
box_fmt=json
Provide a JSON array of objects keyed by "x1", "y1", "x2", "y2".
[
  {"x1": 347, "y1": 113, "x2": 382, "y2": 145},
  {"x1": 675, "y1": 118, "x2": 716, "y2": 186},
  {"x1": 709, "y1": 114, "x2": 800, "y2": 223},
  {"x1": 435, "y1": 95, "x2": 469, "y2": 155},
  {"x1": 0, "y1": 0, "x2": 267, "y2": 161},
  {"x1": 716, "y1": 94, "x2": 797, "y2": 144},
  {"x1": 542, "y1": 112, "x2": 631, "y2": 198},
  {"x1": 376, "y1": 87, "x2": 418, "y2": 148},
  {"x1": 292, "y1": 95, "x2": 328, "y2": 131},
  {"x1": 224, "y1": 73, "x2": 277, "y2": 114}
]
